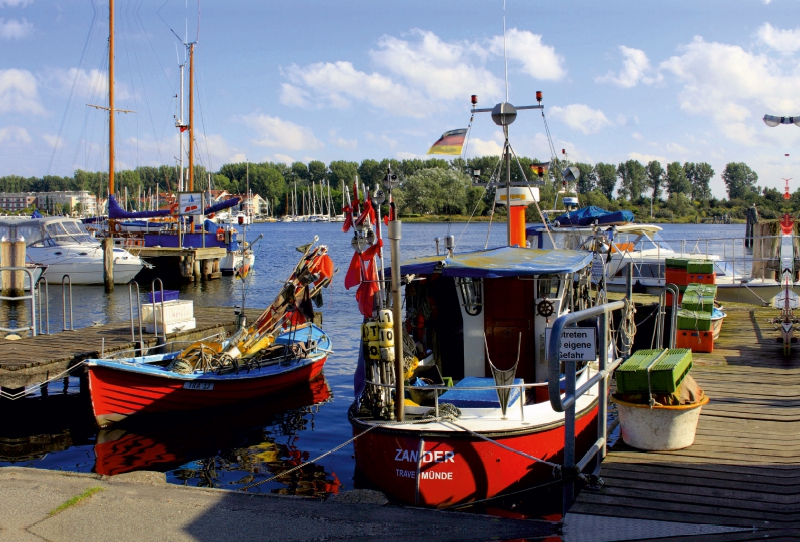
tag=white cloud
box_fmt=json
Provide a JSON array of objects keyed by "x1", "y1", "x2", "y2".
[
  {"x1": 0, "y1": 125, "x2": 30, "y2": 143},
  {"x1": 488, "y1": 28, "x2": 566, "y2": 81},
  {"x1": 282, "y1": 61, "x2": 427, "y2": 117},
  {"x1": 629, "y1": 152, "x2": 666, "y2": 164},
  {"x1": 0, "y1": 17, "x2": 31, "y2": 39},
  {"x1": 279, "y1": 83, "x2": 310, "y2": 107},
  {"x1": 329, "y1": 130, "x2": 357, "y2": 150},
  {"x1": 280, "y1": 29, "x2": 564, "y2": 118},
  {"x1": 373, "y1": 29, "x2": 503, "y2": 102},
  {"x1": 658, "y1": 36, "x2": 800, "y2": 145},
  {"x1": 365, "y1": 132, "x2": 398, "y2": 149},
  {"x1": 242, "y1": 114, "x2": 323, "y2": 151},
  {"x1": 466, "y1": 137, "x2": 504, "y2": 156},
  {"x1": 0, "y1": 69, "x2": 44, "y2": 114},
  {"x1": 757, "y1": 23, "x2": 800, "y2": 53},
  {"x1": 549, "y1": 104, "x2": 611, "y2": 134},
  {"x1": 666, "y1": 142, "x2": 689, "y2": 154},
  {"x1": 272, "y1": 153, "x2": 295, "y2": 164},
  {"x1": 0, "y1": 0, "x2": 33, "y2": 7},
  {"x1": 596, "y1": 46, "x2": 661, "y2": 88},
  {"x1": 632, "y1": 132, "x2": 644, "y2": 141},
  {"x1": 48, "y1": 68, "x2": 132, "y2": 101}
]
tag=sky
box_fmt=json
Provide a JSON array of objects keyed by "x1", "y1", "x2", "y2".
[{"x1": 2, "y1": 0, "x2": 800, "y2": 199}]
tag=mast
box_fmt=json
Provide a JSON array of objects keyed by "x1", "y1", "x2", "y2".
[
  {"x1": 177, "y1": 60, "x2": 186, "y2": 192},
  {"x1": 108, "y1": 0, "x2": 115, "y2": 200},
  {"x1": 188, "y1": 43, "x2": 195, "y2": 192}
]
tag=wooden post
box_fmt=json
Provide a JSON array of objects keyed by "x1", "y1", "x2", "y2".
[
  {"x1": 103, "y1": 237, "x2": 114, "y2": 292},
  {"x1": 1, "y1": 239, "x2": 25, "y2": 297}
]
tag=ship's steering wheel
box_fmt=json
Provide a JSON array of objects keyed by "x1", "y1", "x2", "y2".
[{"x1": 537, "y1": 299, "x2": 554, "y2": 317}]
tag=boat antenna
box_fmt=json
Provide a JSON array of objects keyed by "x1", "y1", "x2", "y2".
[{"x1": 503, "y1": 0, "x2": 509, "y2": 103}]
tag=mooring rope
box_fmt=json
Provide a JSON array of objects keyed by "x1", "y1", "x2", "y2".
[
  {"x1": 240, "y1": 415, "x2": 456, "y2": 491},
  {"x1": 0, "y1": 361, "x2": 85, "y2": 400}
]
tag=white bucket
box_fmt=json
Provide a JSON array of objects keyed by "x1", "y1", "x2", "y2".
[{"x1": 614, "y1": 395, "x2": 709, "y2": 451}]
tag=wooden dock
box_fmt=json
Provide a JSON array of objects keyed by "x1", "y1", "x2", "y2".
[
  {"x1": 130, "y1": 246, "x2": 227, "y2": 282},
  {"x1": 0, "y1": 307, "x2": 262, "y2": 389},
  {"x1": 570, "y1": 304, "x2": 799, "y2": 540}
]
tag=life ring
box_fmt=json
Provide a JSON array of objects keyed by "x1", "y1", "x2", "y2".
[
  {"x1": 216, "y1": 228, "x2": 225, "y2": 242},
  {"x1": 114, "y1": 222, "x2": 121, "y2": 232},
  {"x1": 170, "y1": 203, "x2": 179, "y2": 215}
]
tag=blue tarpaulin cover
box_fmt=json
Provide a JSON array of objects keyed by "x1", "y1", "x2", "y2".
[
  {"x1": 107, "y1": 194, "x2": 240, "y2": 219},
  {"x1": 394, "y1": 246, "x2": 593, "y2": 278},
  {"x1": 554, "y1": 206, "x2": 634, "y2": 227}
]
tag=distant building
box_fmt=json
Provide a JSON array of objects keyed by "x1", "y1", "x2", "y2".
[
  {"x1": 36, "y1": 191, "x2": 98, "y2": 216},
  {"x1": 0, "y1": 193, "x2": 37, "y2": 212}
]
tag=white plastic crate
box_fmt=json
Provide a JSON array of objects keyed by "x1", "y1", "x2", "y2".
[
  {"x1": 141, "y1": 300, "x2": 194, "y2": 324},
  {"x1": 145, "y1": 317, "x2": 196, "y2": 334}
]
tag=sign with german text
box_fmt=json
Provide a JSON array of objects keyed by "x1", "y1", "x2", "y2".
[
  {"x1": 545, "y1": 327, "x2": 597, "y2": 362},
  {"x1": 179, "y1": 193, "x2": 202, "y2": 215}
]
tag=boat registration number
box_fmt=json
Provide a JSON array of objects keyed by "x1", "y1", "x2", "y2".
[{"x1": 183, "y1": 382, "x2": 214, "y2": 390}]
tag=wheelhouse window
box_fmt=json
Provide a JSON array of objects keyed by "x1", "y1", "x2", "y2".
[
  {"x1": 614, "y1": 263, "x2": 663, "y2": 279},
  {"x1": 456, "y1": 277, "x2": 482, "y2": 316},
  {"x1": 537, "y1": 275, "x2": 561, "y2": 298}
]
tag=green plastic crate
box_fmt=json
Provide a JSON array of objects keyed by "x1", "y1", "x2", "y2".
[
  {"x1": 687, "y1": 260, "x2": 715, "y2": 274},
  {"x1": 616, "y1": 348, "x2": 693, "y2": 394},
  {"x1": 685, "y1": 283, "x2": 717, "y2": 298},
  {"x1": 682, "y1": 294, "x2": 714, "y2": 314},
  {"x1": 665, "y1": 258, "x2": 690, "y2": 269},
  {"x1": 677, "y1": 309, "x2": 712, "y2": 331}
]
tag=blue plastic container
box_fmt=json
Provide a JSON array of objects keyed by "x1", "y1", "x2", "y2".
[{"x1": 148, "y1": 290, "x2": 179, "y2": 303}]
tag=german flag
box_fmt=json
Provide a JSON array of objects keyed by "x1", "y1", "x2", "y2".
[
  {"x1": 529, "y1": 161, "x2": 551, "y2": 178},
  {"x1": 427, "y1": 128, "x2": 467, "y2": 155}
]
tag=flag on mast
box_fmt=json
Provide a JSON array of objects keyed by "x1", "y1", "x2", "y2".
[{"x1": 427, "y1": 128, "x2": 468, "y2": 155}]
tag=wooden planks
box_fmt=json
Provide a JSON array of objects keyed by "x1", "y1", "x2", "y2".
[{"x1": 570, "y1": 304, "x2": 800, "y2": 534}]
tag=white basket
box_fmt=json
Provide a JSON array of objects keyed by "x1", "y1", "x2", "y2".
[
  {"x1": 615, "y1": 395, "x2": 709, "y2": 451},
  {"x1": 141, "y1": 300, "x2": 194, "y2": 324}
]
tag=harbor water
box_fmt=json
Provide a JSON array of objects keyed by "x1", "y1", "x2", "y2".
[{"x1": 0, "y1": 221, "x2": 747, "y2": 506}]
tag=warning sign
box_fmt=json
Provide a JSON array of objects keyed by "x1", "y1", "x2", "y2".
[{"x1": 545, "y1": 327, "x2": 597, "y2": 362}]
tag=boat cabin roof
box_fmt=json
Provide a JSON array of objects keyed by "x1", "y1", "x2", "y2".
[
  {"x1": 0, "y1": 216, "x2": 96, "y2": 246},
  {"x1": 527, "y1": 223, "x2": 662, "y2": 237},
  {"x1": 397, "y1": 246, "x2": 592, "y2": 278}
]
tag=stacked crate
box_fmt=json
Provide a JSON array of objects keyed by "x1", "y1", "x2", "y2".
[
  {"x1": 687, "y1": 260, "x2": 716, "y2": 285},
  {"x1": 664, "y1": 258, "x2": 689, "y2": 305},
  {"x1": 616, "y1": 348, "x2": 693, "y2": 395},
  {"x1": 676, "y1": 283, "x2": 717, "y2": 352}
]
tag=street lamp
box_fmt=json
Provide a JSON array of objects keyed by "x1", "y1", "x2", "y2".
[{"x1": 763, "y1": 115, "x2": 800, "y2": 127}]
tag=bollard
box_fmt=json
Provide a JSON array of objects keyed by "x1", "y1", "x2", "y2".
[
  {"x1": 103, "y1": 237, "x2": 114, "y2": 292},
  {"x1": 1, "y1": 238, "x2": 26, "y2": 296}
]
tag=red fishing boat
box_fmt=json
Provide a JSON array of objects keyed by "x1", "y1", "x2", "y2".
[
  {"x1": 94, "y1": 375, "x2": 332, "y2": 477},
  {"x1": 87, "y1": 240, "x2": 334, "y2": 427},
  {"x1": 345, "y1": 92, "x2": 612, "y2": 508}
]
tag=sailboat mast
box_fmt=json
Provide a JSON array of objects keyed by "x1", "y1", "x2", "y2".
[
  {"x1": 108, "y1": 0, "x2": 115, "y2": 199},
  {"x1": 188, "y1": 43, "x2": 195, "y2": 192},
  {"x1": 178, "y1": 61, "x2": 185, "y2": 192}
]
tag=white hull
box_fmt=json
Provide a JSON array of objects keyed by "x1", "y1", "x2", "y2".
[
  {"x1": 31, "y1": 246, "x2": 144, "y2": 285},
  {"x1": 220, "y1": 251, "x2": 255, "y2": 274}
]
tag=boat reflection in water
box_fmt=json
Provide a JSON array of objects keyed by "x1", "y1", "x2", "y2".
[
  {"x1": 0, "y1": 377, "x2": 94, "y2": 465},
  {"x1": 94, "y1": 375, "x2": 340, "y2": 497}
]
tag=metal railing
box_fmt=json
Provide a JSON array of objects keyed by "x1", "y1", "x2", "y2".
[
  {"x1": 547, "y1": 299, "x2": 628, "y2": 512},
  {"x1": 36, "y1": 277, "x2": 49, "y2": 335},
  {"x1": 61, "y1": 275, "x2": 73, "y2": 331},
  {"x1": 128, "y1": 281, "x2": 143, "y2": 354},
  {"x1": 0, "y1": 266, "x2": 38, "y2": 337},
  {"x1": 150, "y1": 278, "x2": 167, "y2": 345}
]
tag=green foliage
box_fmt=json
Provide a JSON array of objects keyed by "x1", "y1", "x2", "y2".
[
  {"x1": 685, "y1": 162, "x2": 714, "y2": 202},
  {"x1": 722, "y1": 162, "x2": 758, "y2": 200},
  {"x1": 595, "y1": 163, "x2": 617, "y2": 200},
  {"x1": 617, "y1": 160, "x2": 646, "y2": 202},
  {"x1": 397, "y1": 168, "x2": 471, "y2": 215},
  {"x1": 666, "y1": 161, "x2": 691, "y2": 198},
  {"x1": 328, "y1": 160, "x2": 358, "y2": 188},
  {"x1": 574, "y1": 162, "x2": 596, "y2": 193},
  {"x1": 646, "y1": 161, "x2": 664, "y2": 201}
]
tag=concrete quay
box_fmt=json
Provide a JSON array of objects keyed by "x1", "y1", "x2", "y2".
[{"x1": 0, "y1": 467, "x2": 555, "y2": 542}]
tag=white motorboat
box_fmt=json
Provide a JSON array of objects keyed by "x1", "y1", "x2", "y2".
[
  {"x1": 0, "y1": 216, "x2": 144, "y2": 285},
  {"x1": 528, "y1": 223, "x2": 782, "y2": 305}
]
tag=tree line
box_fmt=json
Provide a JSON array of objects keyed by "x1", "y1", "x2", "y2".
[{"x1": 0, "y1": 157, "x2": 790, "y2": 221}]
